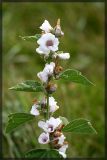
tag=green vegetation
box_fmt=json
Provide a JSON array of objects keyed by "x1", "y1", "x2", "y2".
[{"x1": 3, "y1": 3, "x2": 104, "y2": 158}]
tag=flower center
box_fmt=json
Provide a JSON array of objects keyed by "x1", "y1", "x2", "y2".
[
  {"x1": 43, "y1": 137, "x2": 48, "y2": 142},
  {"x1": 48, "y1": 124, "x2": 54, "y2": 132},
  {"x1": 46, "y1": 40, "x2": 53, "y2": 47}
]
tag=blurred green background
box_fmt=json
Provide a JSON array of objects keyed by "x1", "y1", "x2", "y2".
[{"x1": 3, "y1": 2, "x2": 105, "y2": 158}]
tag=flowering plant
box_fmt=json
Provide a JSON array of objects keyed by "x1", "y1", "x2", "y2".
[{"x1": 6, "y1": 19, "x2": 97, "y2": 158}]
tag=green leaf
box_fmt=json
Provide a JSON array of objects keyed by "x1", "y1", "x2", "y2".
[
  {"x1": 25, "y1": 149, "x2": 62, "y2": 158},
  {"x1": 19, "y1": 34, "x2": 41, "y2": 41},
  {"x1": 9, "y1": 80, "x2": 44, "y2": 92},
  {"x1": 59, "y1": 116, "x2": 69, "y2": 125},
  {"x1": 59, "y1": 69, "x2": 94, "y2": 86},
  {"x1": 62, "y1": 118, "x2": 97, "y2": 134},
  {"x1": 6, "y1": 113, "x2": 35, "y2": 133}
]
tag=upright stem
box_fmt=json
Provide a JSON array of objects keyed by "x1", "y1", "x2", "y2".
[{"x1": 47, "y1": 93, "x2": 49, "y2": 119}]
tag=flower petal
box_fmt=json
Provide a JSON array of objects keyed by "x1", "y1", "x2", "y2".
[
  {"x1": 58, "y1": 134, "x2": 66, "y2": 145},
  {"x1": 59, "y1": 144, "x2": 68, "y2": 153},
  {"x1": 38, "y1": 132, "x2": 49, "y2": 144},
  {"x1": 38, "y1": 121, "x2": 46, "y2": 129},
  {"x1": 37, "y1": 71, "x2": 48, "y2": 83},
  {"x1": 40, "y1": 20, "x2": 53, "y2": 33},
  {"x1": 59, "y1": 152, "x2": 67, "y2": 158},
  {"x1": 30, "y1": 104, "x2": 40, "y2": 116},
  {"x1": 58, "y1": 53, "x2": 70, "y2": 60}
]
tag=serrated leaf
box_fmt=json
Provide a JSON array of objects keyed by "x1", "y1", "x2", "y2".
[
  {"x1": 59, "y1": 116, "x2": 69, "y2": 125},
  {"x1": 6, "y1": 113, "x2": 35, "y2": 133},
  {"x1": 59, "y1": 69, "x2": 94, "y2": 86},
  {"x1": 9, "y1": 80, "x2": 44, "y2": 92},
  {"x1": 62, "y1": 118, "x2": 97, "y2": 134},
  {"x1": 25, "y1": 149, "x2": 62, "y2": 158},
  {"x1": 19, "y1": 34, "x2": 41, "y2": 41}
]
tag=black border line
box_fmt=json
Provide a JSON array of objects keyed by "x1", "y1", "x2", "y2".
[
  {"x1": 0, "y1": 1, "x2": 2, "y2": 160},
  {"x1": 105, "y1": 0, "x2": 107, "y2": 160},
  {"x1": 1, "y1": 0, "x2": 106, "y2": 160},
  {"x1": 1, "y1": 158, "x2": 106, "y2": 160},
  {"x1": 1, "y1": 0, "x2": 105, "y2": 3}
]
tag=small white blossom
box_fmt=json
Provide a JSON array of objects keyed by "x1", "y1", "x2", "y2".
[
  {"x1": 40, "y1": 20, "x2": 53, "y2": 33},
  {"x1": 38, "y1": 117, "x2": 62, "y2": 133},
  {"x1": 36, "y1": 33, "x2": 59, "y2": 55},
  {"x1": 44, "y1": 62, "x2": 55, "y2": 76},
  {"x1": 58, "y1": 53, "x2": 70, "y2": 60},
  {"x1": 58, "y1": 134, "x2": 66, "y2": 145},
  {"x1": 58, "y1": 144, "x2": 68, "y2": 158},
  {"x1": 37, "y1": 71, "x2": 48, "y2": 83},
  {"x1": 30, "y1": 104, "x2": 40, "y2": 116},
  {"x1": 48, "y1": 96, "x2": 59, "y2": 113},
  {"x1": 37, "y1": 62, "x2": 55, "y2": 83},
  {"x1": 38, "y1": 132, "x2": 49, "y2": 144}
]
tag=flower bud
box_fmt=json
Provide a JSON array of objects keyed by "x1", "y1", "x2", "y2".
[
  {"x1": 57, "y1": 124, "x2": 65, "y2": 131},
  {"x1": 63, "y1": 141, "x2": 68, "y2": 145},
  {"x1": 54, "y1": 144, "x2": 62, "y2": 149},
  {"x1": 40, "y1": 98, "x2": 46, "y2": 112},
  {"x1": 54, "y1": 66, "x2": 63, "y2": 75},
  {"x1": 53, "y1": 131, "x2": 62, "y2": 137},
  {"x1": 45, "y1": 82, "x2": 57, "y2": 94},
  {"x1": 51, "y1": 138, "x2": 59, "y2": 146},
  {"x1": 32, "y1": 98, "x2": 38, "y2": 104},
  {"x1": 41, "y1": 101, "x2": 46, "y2": 109},
  {"x1": 52, "y1": 19, "x2": 64, "y2": 38}
]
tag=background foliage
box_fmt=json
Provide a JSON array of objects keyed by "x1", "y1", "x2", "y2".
[{"x1": 3, "y1": 2, "x2": 105, "y2": 158}]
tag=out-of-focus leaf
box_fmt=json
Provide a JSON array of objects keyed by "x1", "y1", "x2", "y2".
[
  {"x1": 62, "y1": 118, "x2": 97, "y2": 134},
  {"x1": 25, "y1": 149, "x2": 62, "y2": 158},
  {"x1": 6, "y1": 113, "x2": 35, "y2": 133},
  {"x1": 59, "y1": 116, "x2": 69, "y2": 125},
  {"x1": 9, "y1": 80, "x2": 44, "y2": 92},
  {"x1": 59, "y1": 69, "x2": 94, "y2": 86}
]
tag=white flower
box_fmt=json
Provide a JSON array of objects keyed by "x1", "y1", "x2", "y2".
[
  {"x1": 30, "y1": 104, "x2": 40, "y2": 116},
  {"x1": 36, "y1": 33, "x2": 59, "y2": 55},
  {"x1": 58, "y1": 53, "x2": 70, "y2": 60},
  {"x1": 37, "y1": 62, "x2": 55, "y2": 83},
  {"x1": 58, "y1": 144, "x2": 68, "y2": 158},
  {"x1": 58, "y1": 134, "x2": 66, "y2": 145},
  {"x1": 37, "y1": 71, "x2": 48, "y2": 83},
  {"x1": 38, "y1": 117, "x2": 62, "y2": 133},
  {"x1": 38, "y1": 132, "x2": 49, "y2": 144},
  {"x1": 44, "y1": 62, "x2": 55, "y2": 76},
  {"x1": 48, "y1": 96, "x2": 59, "y2": 113},
  {"x1": 40, "y1": 20, "x2": 53, "y2": 33}
]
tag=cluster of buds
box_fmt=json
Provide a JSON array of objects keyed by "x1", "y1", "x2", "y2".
[{"x1": 30, "y1": 19, "x2": 70, "y2": 158}]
